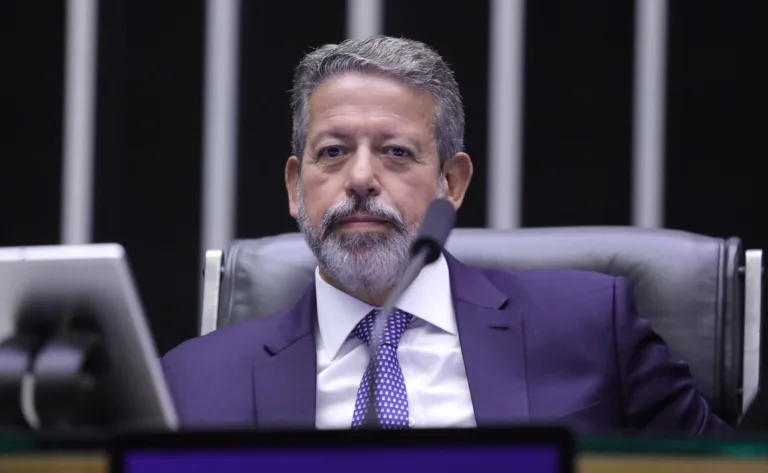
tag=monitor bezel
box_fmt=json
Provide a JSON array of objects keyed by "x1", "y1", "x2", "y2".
[{"x1": 111, "y1": 426, "x2": 574, "y2": 473}]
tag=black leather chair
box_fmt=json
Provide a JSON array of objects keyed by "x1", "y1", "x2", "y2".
[{"x1": 199, "y1": 227, "x2": 763, "y2": 426}]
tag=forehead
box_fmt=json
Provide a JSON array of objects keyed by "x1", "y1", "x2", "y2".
[{"x1": 307, "y1": 73, "x2": 435, "y2": 137}]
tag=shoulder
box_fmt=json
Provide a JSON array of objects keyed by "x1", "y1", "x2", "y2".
[
  {"x1": 162, "y1": 307, "x2": 289, "y2": 371},
  {"x1": 482, "y1": 266, "x2": 621, "y2": 300},
  {"x1": 479, "y1": 266, "x2": 626, "y2": 336},
  {"x1": 160, "y1": 305, "x2": 296, "y2": 425}
]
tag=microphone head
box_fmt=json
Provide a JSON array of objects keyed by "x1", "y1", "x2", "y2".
[{"x1": 411, "y1": 198, "x2": 457, "y2": 264}]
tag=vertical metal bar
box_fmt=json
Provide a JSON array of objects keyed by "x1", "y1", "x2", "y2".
[
  {"x1": 632, "y1": 0, "x2": 668, "y2": 228},
  {"x1": 346, "y1": 0, "x2": 383, "y2": 39},
  {"x1": 201, "y1": 0, "x2": 240, "y2": 256},
  {"x1": 487, "y1": 0, "x2": 526, "y2": 229},
  {"x1": 61, "y1": 0, "x2": 99, "y2": 244}
]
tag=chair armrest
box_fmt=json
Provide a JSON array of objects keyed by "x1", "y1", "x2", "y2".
[
  {"x1": 743, "y1": 249, "x2": 762, "y2": 412},
  {"x1": 200, "y1": 249, "x2": 224, "y2": 336}
]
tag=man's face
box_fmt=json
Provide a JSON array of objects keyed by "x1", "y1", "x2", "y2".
[
  {"x1": 286, "y1": 73, "x2": 469, "y2": 298},
  {"x1": 300, "y1": 73, "x2": 442, "y2": 236}
]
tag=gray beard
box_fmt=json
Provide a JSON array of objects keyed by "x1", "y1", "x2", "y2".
[{"x1": 297, "y1": 187, "x2": 418, "y2": 296}]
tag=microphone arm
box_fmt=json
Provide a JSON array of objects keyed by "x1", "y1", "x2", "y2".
[
  {"x1": 374, "y1": 250, "x2": 430, "y2": 342},
  {"x1": 363, "y1": 250, "x2": 429, "y2": 427},
  {"x1": 363, "y1": 198, "x2": 456, "y2": 428}
]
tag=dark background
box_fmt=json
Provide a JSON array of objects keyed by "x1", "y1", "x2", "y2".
[{"x1": 1, "y1": 0, "x2": 763, "y2": 357}]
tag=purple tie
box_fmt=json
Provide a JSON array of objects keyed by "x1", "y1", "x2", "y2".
[{"x1": 351, "y1": 308, "x2": 414, "y2": 429}]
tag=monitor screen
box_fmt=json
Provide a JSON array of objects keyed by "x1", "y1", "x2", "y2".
[
  {"x1": 125, "y1": 445, "x2": 559, "y2": 473},
  {"x1": 114, "y1": 428, "x2": 572, "y2": 473}
]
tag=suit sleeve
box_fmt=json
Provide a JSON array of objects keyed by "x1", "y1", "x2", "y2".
[{"x1": 612, "y1": 277, "x2": 732, "y2": 435}]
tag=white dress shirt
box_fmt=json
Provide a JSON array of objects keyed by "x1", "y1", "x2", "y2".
[{"x1": 314, "y1": 254, "x2": 477, "y2": 429}]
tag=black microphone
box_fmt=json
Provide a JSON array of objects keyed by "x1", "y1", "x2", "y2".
[
  {"x1": 410, "y1": 198, "x2": 457, "y2": 264},
  {"x1": 363, "y1": 198, "x2": 457, "y2": 428}
]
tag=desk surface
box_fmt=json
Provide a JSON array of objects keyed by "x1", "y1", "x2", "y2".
[
  {"x1": 581, "y1": 456, "x2": 768, "y2": 473},
  {"x1": 1, "y1": 433, "x2": 767, "y2": 473},
  {"x1": 1, "y1": 453, "x2": 766, "y2": 473},
  {"x1": 0, "y1": 454, "x2": 106, "y2": 473}
]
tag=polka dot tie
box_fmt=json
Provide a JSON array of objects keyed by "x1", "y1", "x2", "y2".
[{"x1": 350, "y1": 308, "x2": 414, "y2": 429}]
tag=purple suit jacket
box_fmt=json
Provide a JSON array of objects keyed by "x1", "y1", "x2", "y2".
[{"x1": 162, "y1": 252, "x2": 730, "y2": 435}]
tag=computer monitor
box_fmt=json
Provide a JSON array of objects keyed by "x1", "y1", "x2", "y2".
[
  {"x1": 0, "y1": 243, "x2": 177, "y2": 430},
  {"x1": 112, "y1": 427, "x2": 574, "y2": 473}
]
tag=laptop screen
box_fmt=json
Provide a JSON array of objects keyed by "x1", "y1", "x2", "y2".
[{"x1": 114, "y1": 428, "x2": 572, "y2": 473}]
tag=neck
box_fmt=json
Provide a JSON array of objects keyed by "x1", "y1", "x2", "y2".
[{"x1": 318, "y1": 268, "x2": 393, "y2": 307}]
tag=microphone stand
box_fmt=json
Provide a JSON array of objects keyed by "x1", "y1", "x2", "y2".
[
  {"x1": 361, "y1": 198, "x2": 456, "y2": 429},
  {"x1": 364, "y1": 250, "x2": 429, "y2": 428},
  {"x1": 0, "y1": 336, "x2": 39, "y2": 427}
]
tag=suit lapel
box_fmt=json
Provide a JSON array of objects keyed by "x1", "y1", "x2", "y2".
[
  {"x1": 252, "y1": 286, "x2": 318, "y2": 428},
  {"x1": 446, "y1": 252, "x2": 530, "y2": 426},
  {"x1": 250, "y1": 254, "x2": 530, "y2": 428}
]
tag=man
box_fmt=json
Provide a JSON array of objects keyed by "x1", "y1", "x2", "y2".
[{"x1": 162, "y1": 36, "x2": 729, "y2": 435}]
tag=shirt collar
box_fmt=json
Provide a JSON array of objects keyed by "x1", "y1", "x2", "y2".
[{"x1": 315, "y1": 253, "x2": 456, "y2": 361}]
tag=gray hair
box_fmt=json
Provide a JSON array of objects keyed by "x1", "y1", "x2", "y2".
[{"x1": 291, "y1": 35, "x2": 464, "y2": 167}]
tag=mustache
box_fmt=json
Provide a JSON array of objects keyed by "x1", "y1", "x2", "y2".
[{"x1": 321, "y1": 196, "x2": 407, "y2": 236}]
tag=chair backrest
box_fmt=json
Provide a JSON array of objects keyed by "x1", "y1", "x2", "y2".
[{"x1": 207, "y1": 226, "x2": 760, "y2": 425}]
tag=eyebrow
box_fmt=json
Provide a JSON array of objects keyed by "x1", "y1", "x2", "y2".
[
  {"x1": 309, "y1": 130, "x2": 425, "y2": 152},
  {"x1": 309, "y1": 131, "x2": 350, "y2": 148}
]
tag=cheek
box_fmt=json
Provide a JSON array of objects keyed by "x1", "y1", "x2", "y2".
[
  {"x1": 301, "y1": 176, "x2": 339, "y2": 225},
  {"x1": 388, "y1": 177, "x2": 440, "y2": 226}
]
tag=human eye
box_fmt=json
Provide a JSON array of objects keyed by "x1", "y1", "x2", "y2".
[
  {"x1": 383, "y1": 146, "x2": 412, "y2": 159},
  {"x1": 318, "y1": 146, "x2": 346, "y2": 159}
]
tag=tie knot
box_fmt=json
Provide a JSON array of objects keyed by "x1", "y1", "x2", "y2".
[{"x1": 354, "y1": 308, "x2": 413, "y2": 349}]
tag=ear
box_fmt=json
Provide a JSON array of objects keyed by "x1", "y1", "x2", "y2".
[
  {"x1": 441, "y1": 152, "x2": 473, "y2": 209},
  {"x1": 285, "y1": 156, "x2": 300, "y2": 219}
]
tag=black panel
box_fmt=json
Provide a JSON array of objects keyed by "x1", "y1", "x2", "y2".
[
  {"x1": 92, "y1": 0, "x2": 205, "y2": 354},
  {"x1": 235, "y1": 0, "x2": 347, "y2": 239},
  {"x1": 665, "y1": 1, "x2": 764, "y2": 249},
  {"x1": 0, "y1": 1, "x2": 65, "y2": 246},
  {"x1": 385, "y1": 0, "x2": 490, "y2": 228},
  {"x1": 522, "y1": 0, "x2": 634, "y2": 226}
]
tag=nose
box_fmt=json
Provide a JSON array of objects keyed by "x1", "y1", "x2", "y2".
[{"x1": 344, "y1": 147, "x2": 380, "y2": 199}]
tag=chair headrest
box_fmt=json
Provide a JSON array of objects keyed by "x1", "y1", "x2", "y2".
[{"x1": 221, "y1": 227, "x2": 738, "y2": 323}]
